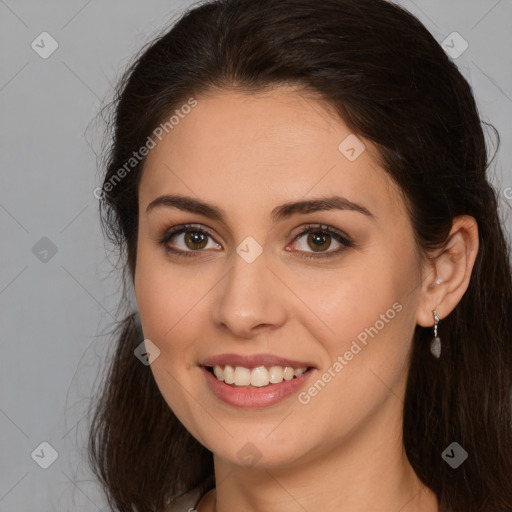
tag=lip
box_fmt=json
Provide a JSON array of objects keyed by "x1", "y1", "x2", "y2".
[
  {"x1": 201, "y1": 353, "x2": 316, "y2": 369},
  {"x1": 201, "y1": 365, "x2": 317, "y2": 408}
]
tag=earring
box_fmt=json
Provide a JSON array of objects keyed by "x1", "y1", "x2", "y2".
[{"x1": 430, "y1": 310, "x2": 441, "y2": 358}]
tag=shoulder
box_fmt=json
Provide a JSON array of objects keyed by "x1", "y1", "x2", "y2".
[{"x1": 165, "y1": 485, "x2": 205, "y2": 512}]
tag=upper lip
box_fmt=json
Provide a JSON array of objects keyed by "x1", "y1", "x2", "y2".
[{"x1": 201, "y1": 353, "x2": 316, "y2": 369}]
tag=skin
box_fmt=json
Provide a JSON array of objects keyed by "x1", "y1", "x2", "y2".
[{"x1": 134, "y1": 86, "x2": 479, "y2": 512}]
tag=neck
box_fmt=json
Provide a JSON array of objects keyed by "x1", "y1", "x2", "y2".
[{"x1": 200, "y1": 391, "x2": 439, "y2": 512}]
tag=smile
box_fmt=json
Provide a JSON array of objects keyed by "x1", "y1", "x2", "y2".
[
  {"x1": 207, "y1": 364, "x2": 309, "y2": 387},
  {"x1": 200, "y1": 366, "x2": 316, "y2": 408}
]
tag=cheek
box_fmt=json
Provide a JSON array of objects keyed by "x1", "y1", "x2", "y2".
[
  {"x1": 134, "y1": 240, "x2": 207, "y2": 346},
  {"x1": 292, "y1": 248, "x2": 418, "y2": 407},
  {"x1": 298, "y1": 254, "x2": 413, "y2": 352},
  {"x1": 134, "y1": 249, "x2": 172, "y2": 342},
  {"x1": 133, "y1": 247, "x2": 211, "y2": 435}
]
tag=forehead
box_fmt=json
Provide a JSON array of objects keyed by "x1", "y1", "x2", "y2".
[{"x1": 139, "y1": 87, "x2": 404, "y2": 221}]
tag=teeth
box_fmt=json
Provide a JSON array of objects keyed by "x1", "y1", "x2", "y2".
[
  {"x1": 283, "y1": 367, "x2": 294, "y2": 380},
  {"x1": 223, "y1": 365, "x2": 234, "y2": 384},
  {"x1": 269, "y1": 366, "x2": 283, "y2": 383},
  {"x1": 251, "y1": 366, "x2": 269, "y2": 387},
  {"x1": 213, "y1": 365, "x2": 224, "y2": 381},
  {"x1": 294, "y1": 367, "x2": 305, "y2": 377},
  {"x1": 211, "y1": 364, "x2": 308, "y2": 387},
  {"x1": 234, "y1": 366, "x2": 251, "y2": 386}
]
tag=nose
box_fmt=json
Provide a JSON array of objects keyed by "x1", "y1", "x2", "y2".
[{"x1": 212, "y1": 248, "x2": 288, "y2": 339}]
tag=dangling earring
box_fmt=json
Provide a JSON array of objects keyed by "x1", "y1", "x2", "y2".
[{"x1": 430, "y1": 310, "x2": 441, "y2": 358}]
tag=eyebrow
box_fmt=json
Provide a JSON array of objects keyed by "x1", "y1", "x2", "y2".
[{"x1": 145, "y1": 194, "x2": 375, "y2": 223}]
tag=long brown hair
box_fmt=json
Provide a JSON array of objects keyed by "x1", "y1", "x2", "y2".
[{"x1": 88, "y1": 1, "x2": 512, "y2": 510}]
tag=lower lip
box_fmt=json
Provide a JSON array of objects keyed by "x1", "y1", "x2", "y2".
[{"x1": 201, "y1": 366, "x2": 316, "y2": 408}]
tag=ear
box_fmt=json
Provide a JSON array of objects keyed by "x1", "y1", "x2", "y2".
[{"x1": 416, "y1": 215, "x2": 479, "y2": 328}]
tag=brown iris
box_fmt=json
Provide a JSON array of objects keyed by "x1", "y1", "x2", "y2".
[
  {"x1": 307, "y1": 231, "x2": 331, "y2": 252},
  {"x1": 184, "y1": 231, "x2": 208, "y2": 250}
]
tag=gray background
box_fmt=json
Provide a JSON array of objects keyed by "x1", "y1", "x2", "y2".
[{"x1": 1, "y1": 1, "x2": 511, "y2": 510}]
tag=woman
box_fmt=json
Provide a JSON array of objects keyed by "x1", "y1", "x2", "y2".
[{"x1": 88, "y1": 0, "x2": 512, "y2": 511}]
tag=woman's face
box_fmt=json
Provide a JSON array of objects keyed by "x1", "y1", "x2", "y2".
[{"x1": 134, "y1": 86, "x2": 427, "y2": 469}]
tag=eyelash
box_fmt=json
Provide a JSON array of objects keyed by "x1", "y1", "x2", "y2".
[{"x1": 158, "y1": 223, "x2": 354, "y2": 260}]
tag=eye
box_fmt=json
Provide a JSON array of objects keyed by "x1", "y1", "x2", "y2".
[
  {"x1": 159, "y1": 224, "x2": 221, "y2": 257},
  {"x1": 158, "y1": 223, "x2": 354, "y2": 260},
  {"x1": 288, "y1": 224, "x2": 354, "y2": 260}
]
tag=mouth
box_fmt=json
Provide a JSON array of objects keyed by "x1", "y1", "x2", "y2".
[{"x1": 203, "y1": 364, "x2": 315, "y2": 388}]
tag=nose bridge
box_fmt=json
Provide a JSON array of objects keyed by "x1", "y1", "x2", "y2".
[{"x1": 213, "y1": 242, "x2": 287, "y2": 336}]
